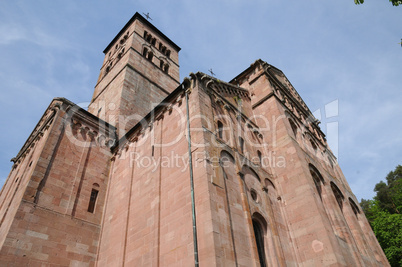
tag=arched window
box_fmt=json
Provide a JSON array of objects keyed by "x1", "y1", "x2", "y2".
[
  {"x1": 217, "y1": 121, "x2": 224, "y2": 139},
  {"x1": 257, "y1": 150, "x2": 262, "y2": 165},
  {"x1": 87, "y1": 183, "x2": 100, "y2": 213},
  {"x1": 331, "y1": 182, "x2": 344, "y2": 211},
  {"x1": 252, "y1": 213, "x2": 267, "y2": 267},
  {"x1": 143, "y1": 47, "x2": 148, "y2": 57},
  {"x1": 163, "y1": 64, "x2": 169, "y2": 73},
  {"x1": 288, "y1": 118, "x2": 298, "y2": 138},
  {"x1": 309, "y1": 164, "x2": 324, "y2": 200},
  {"x1": 349, "y1": 198, "x2": 360, "y2": 218},
  {"x1": 310, "y1": 139, "x2": 317, "y2": 151},
  {"x1": 147, "y1": 51, "x2": 153, "y2": 61}
]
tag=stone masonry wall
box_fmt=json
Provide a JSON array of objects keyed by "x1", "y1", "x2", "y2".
[{"x1": 0, "y1": 99, "x2": 115, "y2": 266}]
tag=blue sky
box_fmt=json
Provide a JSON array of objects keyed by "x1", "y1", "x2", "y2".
[{"x1": 0, "y1": 1, "x2": 401, "y2": 201}]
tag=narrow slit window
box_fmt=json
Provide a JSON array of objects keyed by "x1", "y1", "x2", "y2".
[
  {"x1": 164, "y1": 64, "x2": 169, "y2": 73},
  {"x1": 87, "y1": 189, "x2": 99, "y2": 213},
  {"x1": 217, "y1": 121, "x2": 224, "y2": 139},
  {"x1": 253, "y1": 220, "x2": 267, "y2": 267},
  {"x1": 239, "y1": 137, "x2": 244, "y2": 154},
  {"x1": 257, "y1": 150, "x2": 262, "y2": 165},
  {"x1": 147, "y1": 51, "x2": 153, "y2": 61}
]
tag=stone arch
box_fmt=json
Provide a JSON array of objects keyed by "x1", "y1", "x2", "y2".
[
  {"x1": 348, "y1": 197, "x2": 360, "y2": 217},
  {"x1": 242, "y1": 165, "x2": 261, "y2": 183},
  {"x1": 303, "y1": 131, "x2": 318, "y2": 151},
  {"x1": 284, "y1": 111, "x2": 299, "y2": 138},
  {"x1": 220, "y1": 150, "x2": 235, "y2": 173},
  {"x1": 309, "y1": 163, "x2": 324, "y2": 200},
  {"x1": 330, "y1": 182, "x2": 344, "y2": 211},
  {"x1": 264, "y1": 178, "x2": 275, "y2": 190}
]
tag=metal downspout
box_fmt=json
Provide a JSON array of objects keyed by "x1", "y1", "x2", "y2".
[{"x1": 185, "y1": 86, "x2": 199, "y2": 267}]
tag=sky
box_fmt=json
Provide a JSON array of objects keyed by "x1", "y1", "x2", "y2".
[{"x1": 0, "y1": 1, "x2": 401, "y2": 201}]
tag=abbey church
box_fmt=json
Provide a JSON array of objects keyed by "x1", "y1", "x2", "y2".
[{"x1": 0, "y1": 12, "x2": 389, "y2": 266}]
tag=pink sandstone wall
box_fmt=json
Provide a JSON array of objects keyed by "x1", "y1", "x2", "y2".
[{"x1": 0, "y1": 99, "x2": 115, "y2": 266}]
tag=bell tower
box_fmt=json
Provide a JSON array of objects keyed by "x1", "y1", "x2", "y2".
[{"x1": 88, "y1": 12, "x2": 181, "y2": 136}]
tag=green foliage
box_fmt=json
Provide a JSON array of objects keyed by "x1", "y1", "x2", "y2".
[
  {"x1": 371, "y1": 211, "x2": 402, "y2": 266},
  {"x1": 354, "y1": 0, "x2": 401, "y2": 6},
  {"x1": 360, "y1": 165, "x2": 402, "y2": 266}
]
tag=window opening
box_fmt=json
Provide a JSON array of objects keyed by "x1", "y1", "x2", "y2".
[
  {"x1": 217, "y1": 121, "x2": 224, "y2": 139},
  {"x1": 147, "y1": 51, "x2": 153, "y2": 61},
  {"x1": 87, "y1": 189, "x2": 99, "y2": 213},
  {"x1": 288, "y1": 118, "x2": 298, "y2": 137},
  {"x1": 239, "y1": 137, "x2": 244, "y2": 154},
  {"x1": 163, "y1": 64, "x2": 169, "y2": 73},
  {"x1": 310, "y1": 139, "x2": 317, "y2": 151},
  {"x1": 331, "y1": 182, "x2": 344, "y2": 211},
  {"x1": 310, "y1": 169, "x2": 323, "y2": 199},
  {"x1": 257, "y1": 150, "x2": 262, "y2": 165},
  {"x1": 349, "y1": 198, "x2": 360, "y2": 218},
  {"x1": 253, "y1": 220, "x2": 267, "y2": 267},
  {"x1": 143, "y1": 47, "x2": 148, "y2": 57}
]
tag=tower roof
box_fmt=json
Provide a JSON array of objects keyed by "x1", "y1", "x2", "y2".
[{"x1": 103, "y1": 12, "x2": 181, "y2": 53}]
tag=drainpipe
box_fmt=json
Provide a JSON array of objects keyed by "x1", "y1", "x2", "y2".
[{"x1": 185, "y1": 85, "x2": 199, "y2": 267}]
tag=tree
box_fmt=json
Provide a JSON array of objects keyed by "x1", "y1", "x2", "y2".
[
  {"x1": 371, "y1": 211, "x2": 402, "y2": 266},
  {"x1": 360, "y1": 165, "x2": 402, "y2": 266},
  {"x1": 355, "y1": 0, "x2": 401, "y2": 6}
]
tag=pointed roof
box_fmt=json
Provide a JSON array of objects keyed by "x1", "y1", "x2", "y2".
[{"x1": 103, "y1": 12, "x2": 181, "y2": 53}]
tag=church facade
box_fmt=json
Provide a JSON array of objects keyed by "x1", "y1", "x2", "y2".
[{"x1": 0, "y1": 13, "x2": 389, "y2": 266}]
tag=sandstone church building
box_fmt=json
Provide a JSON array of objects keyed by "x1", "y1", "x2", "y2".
[{"x1": 0, "y1": 13, "x2": 389, "y2": 266}]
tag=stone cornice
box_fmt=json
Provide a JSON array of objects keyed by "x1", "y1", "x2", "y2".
[
  {"x1": 197, "y1": 72, "x2": 251, "y2": 101},
  {"x1": 11, "y1": 98, "x2": 117, "y2": 166},
  {"x1": 11, "y1": 99, "x2": 62, "y2": 165}
]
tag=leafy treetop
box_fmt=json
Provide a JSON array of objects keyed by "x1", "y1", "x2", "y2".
[
  {"x1": 360, "y1": 165, "x2": 402, "y2": 266},
  {"x1": 355, "y1": 0, "x2": 401, "y2": 6}
]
